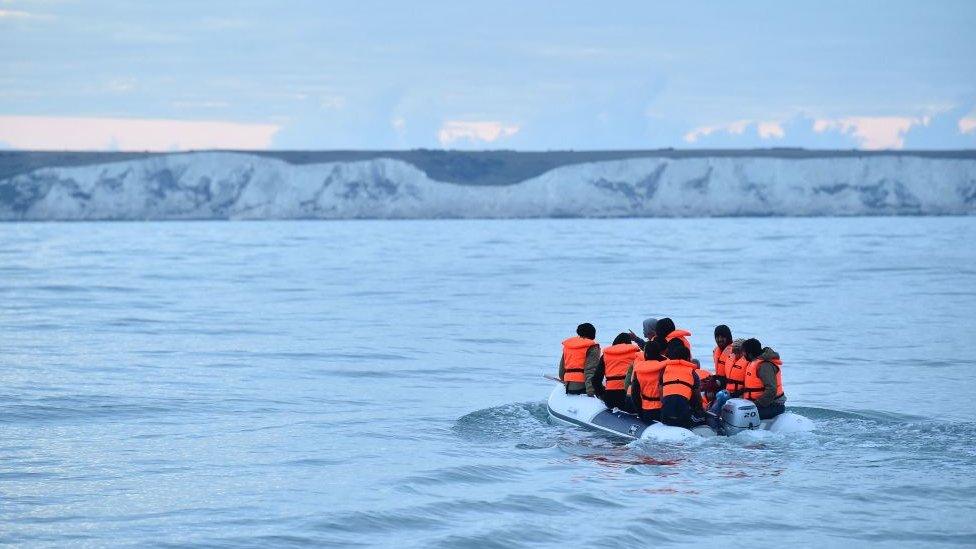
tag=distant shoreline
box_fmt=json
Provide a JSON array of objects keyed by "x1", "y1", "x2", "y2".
[{"x1": 3, "y1": 148, "x2": 976, "y2": 187}]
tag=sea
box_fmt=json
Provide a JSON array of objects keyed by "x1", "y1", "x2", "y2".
[{"x1": 2, "y1": 217, "x2": 975, "y2": 547}]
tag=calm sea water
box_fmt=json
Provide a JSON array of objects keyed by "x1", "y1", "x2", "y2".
[{"x1": 2, "y1": 218, "x2": 975, "y2": 548}]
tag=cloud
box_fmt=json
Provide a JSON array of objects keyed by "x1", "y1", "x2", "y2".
[
  {"x1": 684, "y1": 119, "x2": 783, "y2": 143},
  {"x1": 683, "y1": 107, "x2": 976, "y2": 150},
  {"x1": 437, "y1": 120, "x2": 520, "y2": 147},
  {"x1": 902, "y1": 103, "x2": 976, "y2": 148},
  {"x1": 0, "y1": 8, "x2": 31, "y2": 18},
  {"x1": 757, "y1": 121, "x2": 785, "y2": 139},
  {"x1": 813, "y1": 116, "x2": 921, "y2": 149},
  {"x1": 0, "y1": 115, "x2": 280, "y2": 150}
]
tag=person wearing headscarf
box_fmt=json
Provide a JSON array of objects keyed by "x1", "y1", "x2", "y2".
[{"x1": 629, "y1": 317, "x2": 658, "y2": 350}]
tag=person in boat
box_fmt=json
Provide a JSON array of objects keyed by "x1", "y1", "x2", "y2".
[
  {"x1": 708, "y1": 337, "x2": 745, "y2": 415},
  {"x1": 712, "y1": 325, "x2": 734, "y2": 389},
  {"x1": 601, "y1": 332, "x2": 640, "y2": 412},
  {"x1": 740, "y1": 338, "x2": 787, "y2": 419},
  {"x1": 628, "y1": 317, "x2": 658, "y2": 350},
  {"x1": 696, "y1": 367, "x2": 718, "y2": 410},
  {"x1": 724, "y1": 338, "x2": 748, "y2": 396},
  {"x1": 558, "y1": 323, "x2": 602, "y2": 396},
  {"x1": 659, "y1": 340, "x2": 704, "y2": 428},
  {"x1": 629, "y1": 340, "x2": 666, "y2": 423},
  {"x1": 653, "y1": 317, "x2": 693, "y2": 357}
]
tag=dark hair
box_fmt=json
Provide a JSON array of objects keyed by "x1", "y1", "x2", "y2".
[
  {"x1": 644, "y1": 340, "x2": 663, "y2": 360},
  {"x1": 664, "y1": 339, "x2": 690, "y2": 360},
  {"x1": 742, "y1": 338, "x2": 763, "y2": 359},
  {"x1": 655, "y1": 317, "x2": 676, "y2": 338},
  {"x1": 576, "y1": 323, "x2": 596, "y2": 339},
  {"x1": 612, "y1": 332, "x2": 631, "y2": 346},
  {"x1": 714, "y1": 324, "x2": 732, "y2": 339}
]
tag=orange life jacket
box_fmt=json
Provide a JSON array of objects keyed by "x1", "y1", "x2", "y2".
[
  {"x1": 665, "y1": 329, "x2": 693, "y2": 355},
  {"x1": 561, "y1": 336, "x2": 598, "y2": 384},
  {"x1": 713, "y1": 345, "x2": 733, "y2": 378},
  {"x1": 743, "y1": 357, "x2": 785, "y2": 402},
  {"x1": 726, "y1": 355, "x2": 748, "y2": 394},
  {"x1": 632, "y1": 359, "x2": 666, "y2": 411},
  {"x1": 601, "y1": 343, "x2": 640, "y2": 391},
  {"x1": 659, "y1": 359, "x2": 699, "y2": 401}
]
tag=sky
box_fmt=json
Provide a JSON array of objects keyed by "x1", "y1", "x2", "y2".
[{"x1": 1, "y1": 0, "x2": 975, "y2": 151}]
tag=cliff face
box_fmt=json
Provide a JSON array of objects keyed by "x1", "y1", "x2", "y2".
[{"x1": 1, "y1": 152, "x2": 974, "y2": 220}]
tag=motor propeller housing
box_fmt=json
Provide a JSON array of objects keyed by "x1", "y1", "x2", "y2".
[{"x1": 721, "y1": 398, "x2": 761, "y2": 435}]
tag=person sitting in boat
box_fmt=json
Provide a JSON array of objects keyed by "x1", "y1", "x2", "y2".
[
  {"x1": 739, "y1": 338, "x2": 787, "y2": 419},
  {"x1": 724, "y1": 338, "x2": 748, "y2": 396},
  {"x1": 628, "y1": 340, "x2": 667, "y2": 423},
  {"x1": 659, "y1": 340, "x2": 704, "y2": 428},
  {"x1": 712, "y1": 325, "x2": 734, "y2": 389},
  {"x1": 696, "y1": 367, "x2": 718, "y2": 410},
  {"x1": 558, "y1": 323, "x2": 602, "y2": 396},
  {"x1": 628, "y1": 317, "x2": 658, "y2": 350},
  {"x1": 600, "y1": 332, "x2": 641, "y2": 412},
  {"x1": 653, "y1": 317, "x2": 693, "y2": 357}
]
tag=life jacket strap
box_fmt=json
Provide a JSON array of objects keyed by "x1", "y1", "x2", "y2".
[{"x1": 662, "y1": 379, "x2": 694, "y2": 389}]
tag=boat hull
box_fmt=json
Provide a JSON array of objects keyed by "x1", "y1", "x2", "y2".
[{"x1": 546, "y1": 386, "x2": 811, "y2": 440}]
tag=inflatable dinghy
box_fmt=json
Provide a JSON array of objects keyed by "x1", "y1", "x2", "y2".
[{"x1": 546, "y1": 385, "x2": 812, "y2": 441}]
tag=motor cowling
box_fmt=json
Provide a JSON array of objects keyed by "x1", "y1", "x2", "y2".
[{"x1": 720, "y1": 398, "x2": 761, "y2": 435}]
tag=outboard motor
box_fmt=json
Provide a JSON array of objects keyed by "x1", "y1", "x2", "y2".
[{"x1": 720, "y1": 398, "x2": 761, "y2": 435}]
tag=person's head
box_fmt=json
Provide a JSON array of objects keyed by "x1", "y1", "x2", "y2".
[
  {"x1": 742, "y1": 338, "x2": 763, "y2": 361},
  {"x1": 731, "y1": 338, "x2": 745, "y2": 353},
  {"x1": 654, "y1": 317, "x2": 676, "y2": 339},
  {"x1": 700, "y1": 376, "x2": 719, "y2": 398},
  {"x1": 612, "y1": 332, "x2": 631, "y2": 345},
  {"x1": 576, "y1": 323, "x2": 596, "y2": 340},
  {"x1": 664, "y1": 339, "x2": 691, "y2": 361},
  {"x1": 714, "y1": 325, "x2": 732, "y2": 349},
  {"x1": 642, "y1": 317, "x2": 658, "y2": 339},
  {"x1": 644, "y1": 340, "x2": 664, "y2": 360}
]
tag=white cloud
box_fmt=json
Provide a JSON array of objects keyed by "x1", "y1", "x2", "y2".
[
  {"x1": 0, "y1": 8, "x2": 31, "y2": 18},
  {"x1": 683, "y1": 123, "x2": 727, "y2": 143},
  {"x1": 0, "y1": 115, "x2": 280, "y2": 151},
  {"x1": 814, "y1": 116, "x2": 920, "y2": 149},
  {"x1": 684, "y1": 119, "x2": 780, "y2": 143},
  {"x1": 437, "y1": 120, "x2": 519, "y2": 146},
  {"x1": 960, "y1": 117, "x2": 976, "y2": 134},
  {"x1": 757, "y1": 121, "x2": 785, "y2": 139}
]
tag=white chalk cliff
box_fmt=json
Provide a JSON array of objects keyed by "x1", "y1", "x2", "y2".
[{"x1": 1, "y1": 152, "x2": 973, "y2": 219}]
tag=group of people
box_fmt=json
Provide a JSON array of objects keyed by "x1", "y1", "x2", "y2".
[{"x1": 557, "y1": 317, "x2": 787, "y2": 429}]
